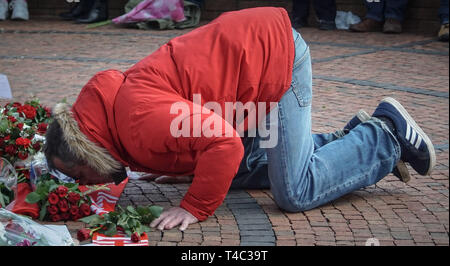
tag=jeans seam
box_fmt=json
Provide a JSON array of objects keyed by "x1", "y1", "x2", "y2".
[
  {"x1": 274, "y1": 97, "x2": 296, "y2": 205},
  {"x1": 293, "y1": 46, "x2": 310, "y2": 70},
  {"x1": 370, "y1": 117, "x2": 401, "y2": 160}
]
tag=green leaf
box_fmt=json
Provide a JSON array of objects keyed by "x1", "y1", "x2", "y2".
[
  {"x1": 126, "y1": 206, "x2": 139, "y2": 216},
  {"x1": 136, "y1": 206, "x2": 150, "y2": 216},
  {"x1": 48, "y1": 182, "x2": 60, "y2": 192},
  {"x1": 149, "y1": 206, "x2": 163, "y2": 218},
  {"x1": 79, "y1": 214, "x2": 103, "y2": 226},
  {"x1": 103, "y1": 224, "x2": 117, "y2": 237},
  {"x1": 141, "y1": 225, "x2": 151, "y2": 233},
  {"x1": 66, "y1": 183, "x2": 79, "y2": 191},
  {"x1": 25, "y1": 191, "x2": 42, "y2": 204},
  {"x1": 39, "y1": 201, "x2": 49, "y2": 221},
  {"x1": 127, "y1": 218, "x2": 138, "y2": 228},
  {"x1": 124, "y1": 229, "x2": 132, "y2": 236}
]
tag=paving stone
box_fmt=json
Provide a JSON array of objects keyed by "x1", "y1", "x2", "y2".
[
  {"x1": 241, "y1": 235, "x2": 276, "y2": 242},
  {"x1": 238, "y1": 224, "x2": 273, "y2": 231},
  {"x1": 240, "y1": 230, "x2": 275, "y2": 236}
]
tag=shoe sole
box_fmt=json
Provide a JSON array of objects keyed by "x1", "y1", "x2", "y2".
[
  {"x1": 381, "y1": 97, "x2": 436, "y2": 176},
  {"x1": 394, "y1": 160, "x2": 411, "y2": 183},
  {"x1": 356, "y1": 109, "x2": 411, "y2": 182}
]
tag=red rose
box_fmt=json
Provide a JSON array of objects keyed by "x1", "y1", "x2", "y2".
[
  {"x1": 50, "y1": 214, "x2": 61, "y2": 222},
  {"x1": 18, "y1": 151, "x2": 28, "y2": 160},
  {"x1": 15, "y1": 137, "x2": 31, "y2": 148},
  {"x1": 48, "y1": 192, "x2": 59, "y2": 205},
  {"x1": 61, "y1": 212, "x2": 70, "y2": 221},
  {"x1": 131, "y1": 232, "x2": 141, "y2": 243},
  {"x1": 70, "y1": 205, "x2": 79, "y2": 216},
  {"x1": 17, "y1": 123, "x2": 24, "y2": 130},
  {"x1": 72, "y1": 213, "x2": 82, "y2": 221},
  {"x1": 56, "y1": 185, "x2": 68, "y2": 198},
  {"x1": 7, "y1": 116, "x2": 16, "y2": 123},
  {"x1": 77, "y1": 228, "x2": 91, "y2": 242},
  {"x1": 11, "y1": 102, "x2": 22, "y2": 108},
  {"x1": 43, "y1": 106, "x2": 52, "y2": 118},
  {"x1": 5, "y1": 144, "x2": 17, "y2": 156},
  {"x1": 4, "y1": 135, "x2": 10, "y2": 141},
  {"x1": 67, "y1": 192, "x2": 81, "y2": 204},
  {"x1": 80, "y1": 203, "x2": 91, "y2": 217},
  {"x1": 32, "y1": 142, "x2": 41, "y2": 151},
  {"x1": 47, "y1": 205, "x2": 59, "y2": 215},
  {"x1": 18, "y1": 104, "x2": 37, "y2": 119},
  {"x1": 57, "y1": 198, "x2": 69, "y2": 213},
  {"x1": 37, "y1": 123, "x2": 48, "y2": 134}
]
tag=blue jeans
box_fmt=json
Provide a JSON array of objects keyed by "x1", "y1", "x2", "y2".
[
  {"x1": 231, "y1": 29, "x2": 401, "y2": 212},
  {"x1": 365, "y1": 0, "x2": 409, "y2": 22},
  {"x1": 440, "y1": 0, "x2": 449, "y2": 24}
]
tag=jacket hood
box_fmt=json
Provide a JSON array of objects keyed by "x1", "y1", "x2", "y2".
[{"x1": 52, "y1": 70, "x2": 128, "y2": 177}]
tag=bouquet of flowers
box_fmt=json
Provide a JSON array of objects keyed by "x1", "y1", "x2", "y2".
[
  {"x1": 0, "y1": 208, "x2": 74, "y2": 246},
  {"x1": 25, "y1": 173, "x2": 96, "y2": 222},
  {"x1": 0, "y1": 99, "x2": 52, "y2": 183},
  {"x1": 78, "y1": 205, "x2": 163, "y2": 243}
]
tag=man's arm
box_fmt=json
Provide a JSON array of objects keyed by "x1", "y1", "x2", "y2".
[{"x1": 131, "y1": 102, "x2": 244, "y2": 231}]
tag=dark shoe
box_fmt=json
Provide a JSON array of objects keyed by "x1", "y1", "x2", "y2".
[
  {"x1": 342, "y1": 109, "x2": 411, "y2": 183},
  {"x1": 75, "y1": 0, "x2": 108, "y2": 24},
  {"x1": 373, "y1": 97, "x2": 436, "y2": 176},
  {"x1": 59, "y1": 0, "x2": 93, "y2": 21},
  {"x1": 383, "y1": 18, "x2": 402, "y2": 34},
  {"x1": 438, "y1": 23, "x2": 449, "y2": 42},
  {"x1": 291, "y1": 17, "x2": 308, "y2": 28},
  {"x1": 349, "y1": 18, "x2": 383, "y2": 32},
  {"x1": 318, "y1": 20, "x2": 336, "y2": 31}
]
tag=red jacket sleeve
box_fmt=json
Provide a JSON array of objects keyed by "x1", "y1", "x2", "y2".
[{"x1": 128, "y1": 99, "x2": 244, "y2": 221}]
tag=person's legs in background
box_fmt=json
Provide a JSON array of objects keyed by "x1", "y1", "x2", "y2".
[
  {"x1": 292, "y1": 0, "x2": 311, "y2": 28},
  {"x1": 438, "y1": 0, "x2": 449, "y2": 41},
  {"x1": 0, "y1": 0, "x2": 8, "y2": 20},
  {"x1": 60, "y1": 0, "x2": 95, "y2": 21},
  {"x1": 76, "y1": 0, "x2": 108, "y2": 24},
  {"x1": 350, "y1": 0, "x2": 385, "y2": 32},
  {"x1": 0, "y1": 0, "x2": 28, "y2": 21},
  {"x1": 312, "y1": 0, "x2": 337, "y2": 30},
  {"x1": 383, "y1": 0, "x2": 409, "y2": 33}
]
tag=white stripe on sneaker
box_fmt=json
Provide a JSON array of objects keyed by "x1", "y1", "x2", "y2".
[
  {"x1": 410, "y1": 130, "x2": 417, "y2": 146},
  {"x1": 414, "y1": 134, "x2": 422, "y2": 149},
  {"x1": 406, "y1": 124, "x2": 411, "y2": 141}
]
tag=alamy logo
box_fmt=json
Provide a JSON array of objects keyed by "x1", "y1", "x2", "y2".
[{"x1": 169, "y1": 94, "x2": 279, "y2": 148}]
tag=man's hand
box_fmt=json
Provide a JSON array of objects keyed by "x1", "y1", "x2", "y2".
[{"x1": 150, "y1": 207, "x2": 198, "y2": 231}]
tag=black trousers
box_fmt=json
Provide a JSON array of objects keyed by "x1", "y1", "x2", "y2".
[{"x1": 292, "y1": 0, "x2": 337, "y2": 23}]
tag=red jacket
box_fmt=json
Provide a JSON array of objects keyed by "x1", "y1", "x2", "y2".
[{"x1": 71, "y1": 7, "x2": 294, "y2": 221}]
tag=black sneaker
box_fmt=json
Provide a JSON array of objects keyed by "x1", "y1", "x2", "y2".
[
  {"x1": 373, "y1": 97, "x2": 436, "y2": 176},
  {"x1": 342, "y1": 109, "x2": 411, "y2": 183}
]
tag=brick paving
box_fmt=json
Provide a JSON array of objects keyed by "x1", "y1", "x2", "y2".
[{"x1": 0, "y1": 18, "x2": 448, "y2": 246}]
